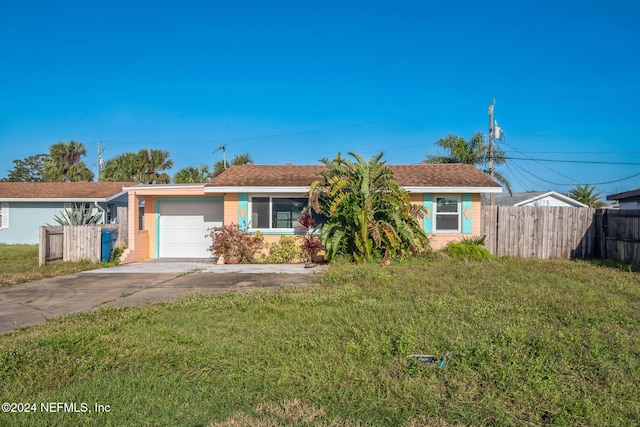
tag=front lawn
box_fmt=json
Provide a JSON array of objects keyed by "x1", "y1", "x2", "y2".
[
  {"x1": 0, "y1": 244, "x2": 107, "y2": 287},
  {"x1": 1, "y1": 257, "x2": 639, "y2": 426}
]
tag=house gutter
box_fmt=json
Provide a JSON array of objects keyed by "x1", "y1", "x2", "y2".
[{"x1": 94, "y1": 201, "x2": 107, "y2": 224}]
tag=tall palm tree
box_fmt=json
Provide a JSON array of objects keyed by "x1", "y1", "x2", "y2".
[
  {"x1": 102, "y1": 152, "x2": 143, "y2": 182},
  {"x1": 425, "y1": 133, "x2": 512, "y2": 195},
  {"x1": 44, "y1": 141, "x2": 94, "y2": 182},
  {"x1": 173, "y1": 165, "x2": 212, "y2": 183},
  {"x1": 102, "y1": 149, "x2": 173, "y2": 183},
  {"x1": 213, "y1": 153, "x2": 253, "y2": 176},
  {"x1": 309, "y1": 152, "x2": 430, "y2": 262},
  {"x1": 568, "y1": 184, "x2": 605, "y2": 208},
  {"x1": 138, "y1": 149, "x2": 173, "y2": 184}
]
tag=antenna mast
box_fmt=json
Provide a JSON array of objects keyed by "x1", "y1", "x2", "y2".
[
  {"x1": 488, "y1": 100, "x2": 496, "y2": 205},
  {"x1": 213, "y1": 145, "x2": 227, "y2": 170}
]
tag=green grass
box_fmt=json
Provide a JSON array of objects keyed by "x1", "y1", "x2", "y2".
[
  {"x1": 1, "y1": 257, "x2": 639, "y2": 426},
  {"x1": 0, "y1": 244, "x2": 110, "y2": 287}
]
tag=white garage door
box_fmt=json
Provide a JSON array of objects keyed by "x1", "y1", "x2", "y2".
[{"x1": 159, "y1": 201, "x2": 223, "y2": 258}]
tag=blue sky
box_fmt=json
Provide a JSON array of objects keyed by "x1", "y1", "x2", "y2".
[{"x1": 1, "y1": 0, "x2": 639, "y2": 197}]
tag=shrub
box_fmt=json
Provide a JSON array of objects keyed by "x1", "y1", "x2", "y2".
[
  {"x1": 264, "y1": 236, "x2": 303, "y2": 264},
  {"x1": 445, "y1": 241, "x2": 492, "y2": 261},
  {"x1": 52, "y1": 203, "x2": 103, "y2": 225},
  {"x1": 297, "y1": 211, "x2": 322, "y2": 263},
  {"x1": 460, "y1": 234, "x2": 486, "y2": 246},
  {"x1": 208, "y1": 225, "x2": 263, "y2": 263}
]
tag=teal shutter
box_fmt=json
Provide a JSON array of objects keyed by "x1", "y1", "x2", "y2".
[
  {"x1": 423, "y1": 194, "x2": 433, "y2": 233},
  {"x1": 238, "y1": 193, "x2": 248, "y2": 231},
  {"x1": 462, "y1": 194, "x2": 472, "y2": 234}
]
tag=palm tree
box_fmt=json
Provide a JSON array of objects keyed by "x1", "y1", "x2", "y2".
[
  {"x1": 425, "y1": 133, "x2": 512, "y2": 195},
  {"x1": 102, "y1": 149, "x2": 173, "y2": 183},
  {"x1": 213, "y1": 153, "x2": 254, "y2": 176},
  {"x1": 102, "y1": 152, "x2": 144, "y2": 182},
  {"x1": 44, "y1": 141, "x2": 94, "y2": 182},
  {"x1": 137, "y1": 149, "x2": 173, "y2": 184},
  {"x1": 568, "y1": 184, "x2": 605, "y2": 208},
  {"x1": 173, "y1": 165, "x2": 212, "y2": 183},
  {"x1": 309, "y1": 152, "x2": 430, "y2": 263}
]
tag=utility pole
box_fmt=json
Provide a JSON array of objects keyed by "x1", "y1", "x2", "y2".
[
  {"x1": 488, "y1": 99, "x2": 496, "y2": 205},
  {"x1": 97, "y1": 142, "x2": 105, "y2": 182}
]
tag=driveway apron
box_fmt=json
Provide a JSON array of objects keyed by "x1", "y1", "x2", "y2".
[{"x1": 0, "y1": 260, "x2": 324, "y2": 333}]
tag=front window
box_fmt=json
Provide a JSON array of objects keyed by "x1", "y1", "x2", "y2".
[
  {"x1": 138, "y1": 197, "x2": 145, "y2": 230},
  {"x1": 250, "y1": 196, "x2": 308, "y2": 229},
  {"x1": 0, "y1": 203, "x2": 7, "y2": 228},
  {"x1": 435, "y1": 196, "x2": 460, "y2": 232}
]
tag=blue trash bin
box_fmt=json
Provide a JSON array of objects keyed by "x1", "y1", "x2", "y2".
[{"x1": 101, "y1": 229, "x2": 118, "y2": 262}]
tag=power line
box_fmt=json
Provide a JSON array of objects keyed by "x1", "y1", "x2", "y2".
[
  {"x1": 507, "y1": 158, "x2": 640, "y2": 187},
  {"x1": 506, "y1": 157, "x2": 640, "y2": 166},
  {"x1": 501, "y1": 139, "x2": 581, "y2": 184},
  {"x1": 497, "y1": 94, "x2": 640, "y2": 101},
  {"x1": 505, "y1": 151, "x2": 640, "y2": 155}
]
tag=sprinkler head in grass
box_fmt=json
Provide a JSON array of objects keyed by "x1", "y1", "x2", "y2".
[{"x1": 439, "y1": 351, "x2": 451, "y2": 369}]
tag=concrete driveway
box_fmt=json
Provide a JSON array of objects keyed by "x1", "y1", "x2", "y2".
[{"x1": 0, "y1": 260, "x2": 326, "y2": 334}]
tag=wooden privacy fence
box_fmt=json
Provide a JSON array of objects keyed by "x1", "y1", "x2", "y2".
[
  {"x1": 39, "y1": 225, "x2": 118, "y2": 265},
  {"x1": 595, "y1": 209, "x2": 640, "y2": 265},
  {"x1": 481, "y1": 206, "x2": 640, "y2": 264},
  {"x1": 38, "y1": 207, "x2": 129, "y2": 265}
]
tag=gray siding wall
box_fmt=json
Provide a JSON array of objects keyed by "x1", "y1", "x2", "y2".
[{"x1": 0, "y1": 200, "x2": 127, "y2": 244}]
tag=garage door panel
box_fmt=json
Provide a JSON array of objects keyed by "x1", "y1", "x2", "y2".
[{"x1": 159, "y1": 201, "x2": 223, "y2": 258}]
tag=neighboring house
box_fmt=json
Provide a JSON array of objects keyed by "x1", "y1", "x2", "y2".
[
  {"x1": 120, "y1": 164, "x2": 502, "y2": 262},
  {"x1": 487, "y1": 191, "x2": 587, "y2": 208},
  {"x1": 607, "y1": 188, "x2": 640, "y2": 209},
  {"x1": 0, "y1": 182, "x2": 131, "y2": 244}
]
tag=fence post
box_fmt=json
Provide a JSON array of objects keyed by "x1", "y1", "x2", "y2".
[{"x1": 39, "y1": 226, "x2": 47, "y2": 266}]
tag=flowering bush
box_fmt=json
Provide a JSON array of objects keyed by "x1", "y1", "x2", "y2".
[{"x1": 208, "y1": 224, "x2": 263, "y2": 263}]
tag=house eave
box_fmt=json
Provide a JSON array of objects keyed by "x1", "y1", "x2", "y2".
[
  {"x1": 122, "y1": 184, "x2": 206, "y2": 191},
  {"x1": 403, "y1": 186, "x2": 503, "y2": 193},
  {"x1": 204, "y1": 186, "x2": 311, "y2": 194},
  {"x1": 0, "y1": 198, "x2": 110, "y2": 203},
  {"x1": 204, "y1": 186, "x2": 503, "y2": 194}
]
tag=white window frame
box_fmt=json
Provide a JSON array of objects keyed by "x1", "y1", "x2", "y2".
[
  {"x1": 434, "y1": 195, "x2": 461, "y2": 233},
  {"x1": 0, "y1": 203, "x2": 8, "y2": 228},
  {"x1": 248, "y1": 195, "x2": 308, "y2": 232}
]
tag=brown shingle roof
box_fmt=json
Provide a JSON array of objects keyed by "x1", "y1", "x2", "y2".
[
  {"x1": 207, "y1": 164, "x2": 500, "y2": 188},
  {"x1": 0, "y1": 182, "x2": 134, "y2": 199}
]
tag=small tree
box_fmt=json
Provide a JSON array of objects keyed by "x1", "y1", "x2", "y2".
[
  {"x1": 309, "y1": 152, "x2": 430, "y2": 263},
  {"x1": 2, "y1": 154, "x2": 48, "y2": 182}
]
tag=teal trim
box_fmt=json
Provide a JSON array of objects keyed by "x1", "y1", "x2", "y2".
[
  {"x1": 157, "y1": 197, "x2": 223, "y2": 202},
  {"x1": 462, "y1": 193, "x2": 473, "y2": 234},
  {"x1": 155, "y1": 199, "x2": 160, "y2": 258},
  {"x1": 422, "y1": 193, "x2": 433, "y2": 233},
  {"x1": 156, "y1": 197, "x2": 224, "y2": 258},
  {"x1": 238, "y1": 193, "x2": 248, "y2": 231},
  {"x1": 251, "y1": 230, "x2": 319, "y2": 235}
]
